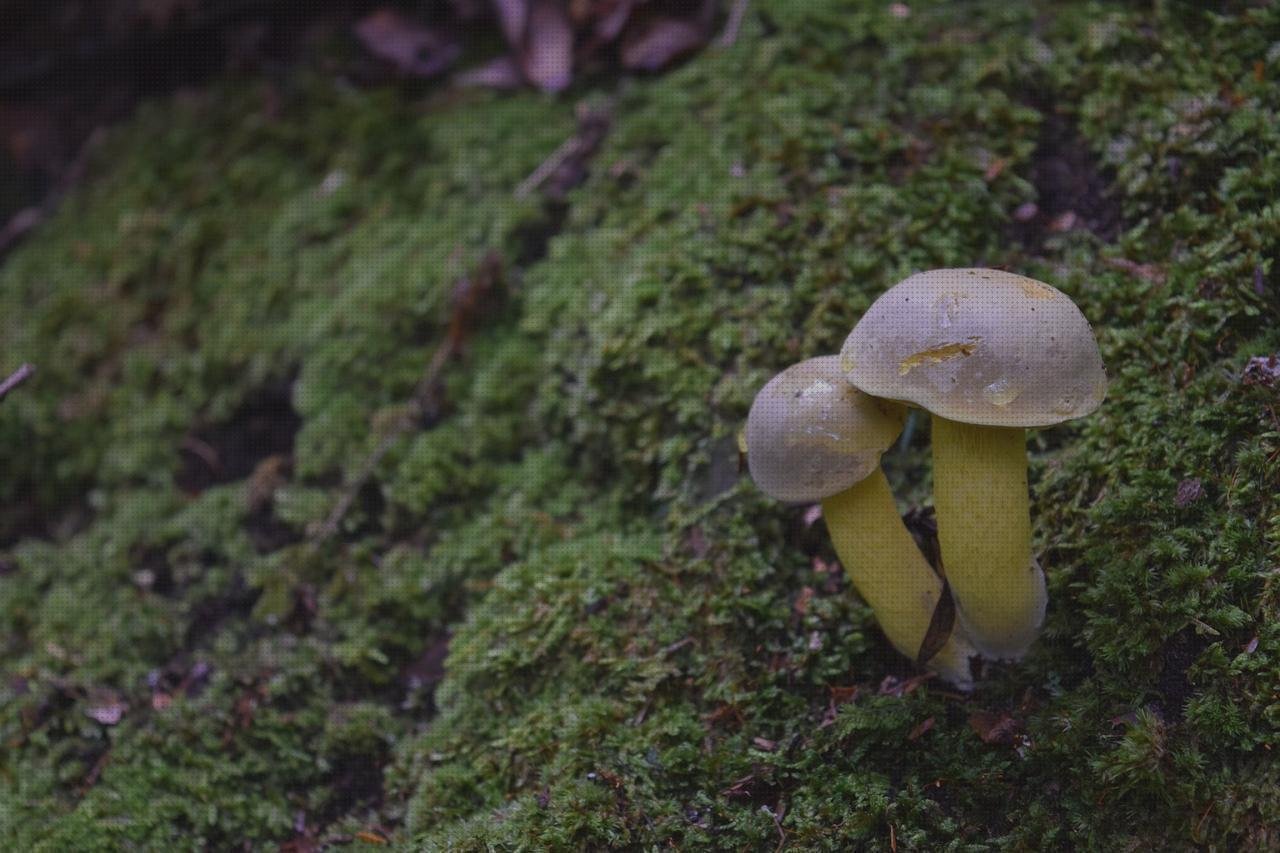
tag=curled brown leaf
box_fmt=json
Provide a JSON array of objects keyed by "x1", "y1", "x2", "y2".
[
  {"x1": 523, "y1": 0, "x2": 574, "y2": 92},
  {"x1": 355, "y1": 9, "x2": 461, "y2": 77},
  {"x1": 621, "y1": 16, "x2": 707, "y2": 71}
]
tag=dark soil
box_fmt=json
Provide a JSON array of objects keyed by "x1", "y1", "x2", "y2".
[
  {"x1": 175, "y1": 380, "x2": 301, "y2": 494},
  {"x1": 1010, "y1": 107, "x2": 1123, "y2": 249}
]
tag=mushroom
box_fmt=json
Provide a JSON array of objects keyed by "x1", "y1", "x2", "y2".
[
  {"x1": 745, "y1": 355, "x2": 976, "y2": 687},
  {"x1": 840, "y1": 268, "x2": 1106, "y2": 659}
]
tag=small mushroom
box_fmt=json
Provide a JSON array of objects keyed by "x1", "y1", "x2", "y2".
[
  {"x1": 841, "y1": 268, "x2": 1106, "y2": 659},
  {"x1": 746, "y1": 355, "x2": 976, "y2": 687}
]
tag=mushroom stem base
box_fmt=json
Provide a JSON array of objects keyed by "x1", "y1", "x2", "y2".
[
  {"x1": 822, "y1": 469, "x2": 975, "y2": 688},
  {"x1": 931, "y1": 416, "x2": 1045, "y2": 660}
]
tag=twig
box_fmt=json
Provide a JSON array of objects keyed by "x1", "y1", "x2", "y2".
[
  {"x1": 312, "y1": 253, "x2": 504, "y2": 542},
  {"x1": 312, "y1": 338, "x2": 454, "y2": 542},
  {"x1": 0, "y1": 127, "x2": 106, "y2": 257},
  {"x1": 514, "y1": 101, "x2": 613, "y2": 199},
  {"x1": 0, "y1": 363, "x2": 35, "y2": 403},
  {"x1": 514, "y1": 135, "x2": 580, "y2": 199},
  {"x1": 717, "y1": 0, "x2": 750, "y2": 47}
]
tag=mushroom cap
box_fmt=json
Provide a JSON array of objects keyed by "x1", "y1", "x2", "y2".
[
  {"x1": 840, "y1": 268, "x2": 1107, "y2": 428},
  {"x1": 746, "y1": 355, "x2": 906, "y2": 503}
]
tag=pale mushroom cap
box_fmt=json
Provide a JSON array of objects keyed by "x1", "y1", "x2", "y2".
[
  {"x1": 746, "y1": 356, "x2": 906, "y2": 503},
  {"x1": 840, "y1": 269, "x2": 1107, "y2": 428}
]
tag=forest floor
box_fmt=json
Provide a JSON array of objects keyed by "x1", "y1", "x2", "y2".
[{"x1": 2, "y1": 1, "x2": 1279, "y2": 849}]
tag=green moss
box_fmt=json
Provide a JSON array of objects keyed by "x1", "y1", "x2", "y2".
[{"x1": 3, "y1": 0, "x2": 1280, "y2": 847}]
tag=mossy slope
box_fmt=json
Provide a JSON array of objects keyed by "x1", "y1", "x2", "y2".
[{"x1": 2, "y1": 1, "x2": 1278, "y2": 849}]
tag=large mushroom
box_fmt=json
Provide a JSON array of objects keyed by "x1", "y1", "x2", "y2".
[
  {"x1": 745, "y1": 355, "x2": 976, "y2": 687},
  {"x1": 840, "y1": 268, "x2": 1107, "y2": 659}
]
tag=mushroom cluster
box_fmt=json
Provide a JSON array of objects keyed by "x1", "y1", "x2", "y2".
[{"x1": 745, "y1": 269, "x2": 1105, "y2": 687}]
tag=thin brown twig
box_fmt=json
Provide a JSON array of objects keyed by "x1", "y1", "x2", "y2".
[
  {"x1": 311, "y1": 252, "x2": 503, "y2": 543},
  {"x1": 514, "y1": 100, "x2": 613, "y2": 199},
  {"x1": 0, "y1": 363, "x2": 35, "y2": 402},
  {"x1": 717, "y1": 0, "x2": 750, "y2": 47},
  {"x1": 310, "y1": 343, "x2": 453, "y2": 542},
  {"x1": 0, "y1": 127, "x2": 107, "y2": 257}
]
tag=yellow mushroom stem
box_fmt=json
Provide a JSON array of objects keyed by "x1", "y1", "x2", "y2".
[
  {"x1": 822, "y1": 467, "x2": 974, "y2": 687},
  {"x1": 930, "y1": 416, "x2": 1045, "y2": 659}
]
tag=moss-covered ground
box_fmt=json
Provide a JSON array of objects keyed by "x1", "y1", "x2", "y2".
[{"x1": 3, "y1": 1, "x2": 1279, "y2": 848}]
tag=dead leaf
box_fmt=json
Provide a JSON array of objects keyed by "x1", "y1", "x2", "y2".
[
  {"x1": 86, "y1": 694, "x2": 127, "y2": 726},
  {"x1": 595, "y1": 0, "x2": 635, "y2": 40},
  {"x1": 879, "y1": 673, "x2": 932, "y2": 697},
  {"x1": 455, "y1": 55, "x2": 526, "y2": 88},
  {"x1": 1108, "y1": 711, "x2": 1139, "y2": 729},
  {"x1": 721, "y1": 773, "x2": 757, "y2": 798},
  {"x1": 907, "y1": 716, "x2": 935, "y2": 741},
  {"x1": 968, "y1": 709, "x2": 1019, "y2": 744},
  {"x1": 246, "y1": 454, "x2": 290, "y2": 513},
  {"x1": 752, "y1": 736, "x2": 777, "y2": 752},
  {"x1": 523, "y1": 0, "x2": 575, "y2": 92},
  {"x1": 829, "y1": 685, "x2": 859, "y2": 705},
  {"x1": 1013, "y1": 201, "x2": 1038, "y2": 222},
  {"x1": 1047, "y1": 210, "x2": 1079, "y2": 233},
  {"x1": 793, "y1": 586, "x2": 814, "y2": 618},
  {"x1": 1242, "y1": 354, "x2": 1280, "y2": 388},
  {"x1": 355, "y1": 9, "x2": 461, "y2": 77},
  {"x1": 1105, "y1": 257, "x2": 1167, "y2": 285},
  {"x1": 1174, "y1": 478, "x2": 1205, "y2": 508},
  {"x1": 621, "y1": 17, "x2": 706, "y2": 71},
  {"x1": 494, "y1": 0, "x2": 529, "y2": 47}
]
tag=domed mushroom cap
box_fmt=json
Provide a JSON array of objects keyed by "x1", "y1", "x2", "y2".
[
  {"x1": 840, "y1": 269, "x2": 1107, "y2": 428},
  {"x1": 746, "y1": 356, "x2": 906, "y2": 503}
]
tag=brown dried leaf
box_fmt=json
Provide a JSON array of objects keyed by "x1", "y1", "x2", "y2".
[
  {"x1": 621, "y1": 17, "x2": 706, "y2": 72},
  {"x1": 1105, "y1": 257, "x2": 1167, "y2": 285},
  {"x1": 829, "y1": 685, "x2": 859, "y2": 705},
  {"x1": 1047, "y1": 210, "x2": 1079, "y2": 233},
  {"x1": 494, "y1": 0, "x2": 529, "y2": 47},
  {"x1": 968, "y1": 709, "x2": 1019, "y2": 744},
  {"x1": 86, "y1": 694, "x2": 127, "y2": 726},
  {"x1": 355, "y1": 9, "x2": 461, "y2": 77},
  {"x1": 907, "y1": 716, "x2": 935, "y2": 741},
  {"x1": 879, "y1": 673, "x2": 932, "y2": 697},
  {"x1": 1013, "y1": 201, "x2": 1039, "y2": 222},
  {"x1": 523, "y1": 0, "x2": 575, "y2": 92},
  {"x1": 793, "y1": 586, "x2": 815, "y2": 618},
  {"x1": 246, "y1": 454, "x2": 290, "y2": 513},
  {"x1": 455, "y1": 55, "x2": 526, "y2": 89},
  {"x1": 595, "y1": 0, "x2": 634, "y2": 40},
  {"x1": 1242, "y1": 354, "x2": 1280, "y2": 388},
  {"x1": 1174, "y1": 478, "x2": 1205, "y2": 508}
]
